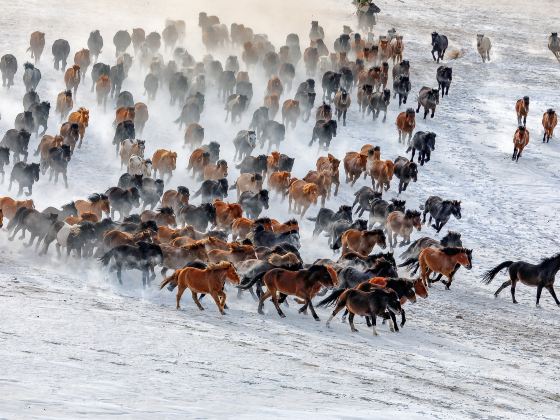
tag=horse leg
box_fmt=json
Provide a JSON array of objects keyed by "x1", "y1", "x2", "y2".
[
  {"x1": 116, "y1": 265, "x2": 123, "y2": 285},
  {"x1": 512, "y1": 147, "x2": 517, "y2": 161},
  {"x1": 494, "y1": 280, "x2": 512, "y2": 298},
  {"x1": 545, "y1": 285, "x2": 560, "y2": 305},
  {"x1": 510, "y1": 277, "x2": 519, "y2": 304},
  {"x1": 536, "y1": 284, "x2": 544, "y2": 307},
  {"x1": 388, "y1": 310, "x2": 399, "y2": 332},
  {"x1": 258, "y1": 290, "x2": 272, "y2": 314},
  {"x1": 347, "y1": 312, "x2": 359, "y2": 332},
  {"x1": 271, "y1": 294, "x2": 286, "y2": 318},
  {"x1": 307, "y1": 299, "x2": 320, "y2": 321},
  {"x1": 298, "y1": 300, "x2": 309, "y2": 314},
  {"x1": 210, "y1": 292, "x2": 225, "y2": 315}
]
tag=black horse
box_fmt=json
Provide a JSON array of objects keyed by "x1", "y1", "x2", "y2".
[
  {"x1": 407, "y1": 131, "x2": 436, "y2": 165},
  {"x1": 252, "y1": 225, "x2": 300, "y2": 249},
  {"x1": 42, "y1": 202, "x2": 78, "y2": 219},
  {"x1": 239, "y1": 190, "x2": 269, "y2": 219},
  {"x1": 369, "y1": 198, "x2": 406, "y2": 228},
  {"x1": 105, "y1": 186, "x2": 141, "y2": 220},
  {"x1": 9, "y1": 162, "x2": 40, "y2": 196},
  {"x1": 0, "y1": 146, "x2": 10, "y2": 182},
  {"x1": 483, "y1": 253, "x2": 560, "y2": 306},
  {"x1": 393, "y1": 156, "x2": 418, "y2": 194},
  {"x1": 176, "y1": 203, "x2": 216, "y2": 231},
  {"x1": 100, "y1": 241, "x2": 163, "y2": 287},
  {"x1": 192, "y1": 178, "x2": 228, "y2": 203},
  {"x1": 8, "y1": 207, "x2": 58, "y2": 248},
  {"x1": 308, "y1": 205, "x2": 353, "y2": 237},
  {"x1": 309, "y1": 119, "x2": 337, "y2": 150},
  {"x1": 436, "y1": 66, "x2": 452, "y2": 98},
  {"x1": 431, "y1": 32, "x2": 448, "y2": 63},
  {"x1": 393, "y1": 75, "x2": 411, "y2": 107},
  {"x1": 422, "y1": 196, "x2": 461, "y2": 232},
  {"x1": 352, "y1": 187, "x2": 382, "y2": 217}
]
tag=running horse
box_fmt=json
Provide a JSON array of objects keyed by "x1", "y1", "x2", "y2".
[
  {"x1": 418, "y1": 247, "x2": 472, "y2": 289},
  {"x1": 512, "y1": 126, "x2": 529, "y2": 161},
  {"x1": 482, "y1": 253, "x2": 560, "y2": 307}
]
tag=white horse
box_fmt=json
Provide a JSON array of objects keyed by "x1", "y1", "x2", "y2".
[
  {"x1": 127, "y1": 154, "x2": 152, "y2": 177},
  {"x1": 476, "y1": 34, "x2": 492, "y2": 63}
]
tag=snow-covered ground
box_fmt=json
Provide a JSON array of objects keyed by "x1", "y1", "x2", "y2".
[{"x1": 1, "y1": 0, "x2": 559, "y2": 418}]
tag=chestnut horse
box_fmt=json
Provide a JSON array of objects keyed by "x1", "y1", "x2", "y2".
[
  {"x1": 64, "y1": 65, "x2": 81, "y2": 97},
  {"x1": 391, "y1": 35, "x2": 404, "y2": 64},
  {"x1": 0, "y1": 197, "x2": 34, "y2": 220},
  {"x1": 542, "y1": 109, "x2": 557, "y2": 143},
  {"x1": 288, "y1": 180, "x2": 318, "y2": 218},
  {"x1": 68, "y1": 107, "x2": 89, "y2": 145},
  {"x1": 341, "y1": 229, "x2": 387, "y2": 255},
  {"x1": 367, "y1": 148, "x2": 394, "y2": 192},
  {"x1": 512, "y1": 126, "x2": 529, "y2": 161},
  {"x1": 515, "y1": 96, "x2": 529, "y2": 127},
  {"x1": 160, "y1": 262, "x2": 240, "y2": 314},
  {"x1": 385, "y1": 210, "x2": 422, "y2": 249},
  {"x1": 208, "y1": 244, "x2": 256, "y2": 264},
  {"x1": 256, "y1": 265, "x2": 336, "y2": 320},
  {"x1": 419, "y1": 247, "x2": 472, "y2": 289},
  {"x1": 317, "y1": 153, "x2": 341, "y2": 196},
  {"x1": 396, "y1": 108, "x2": 415, "y2": 144},
  {"x1": 75, "y1": 193, "x2": 109, "y2": 218},
  {"x1": 343, "y1": 151, "x2": 367, "y2": 186}
]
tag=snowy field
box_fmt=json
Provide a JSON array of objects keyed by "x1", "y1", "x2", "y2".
[{"x1": 1, "y1": 0, "x2": 560, "y2": 418}]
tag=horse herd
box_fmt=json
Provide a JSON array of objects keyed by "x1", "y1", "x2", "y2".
[{"x1": 0, "y1": 5, "x2": 558, "y2": 338}]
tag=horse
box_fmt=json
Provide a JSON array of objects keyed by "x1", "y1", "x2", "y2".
[
  {"x1": 141, "y1": 207, "x2": 176, "y2": 227},
  {"x1": 512, "y1": 126, "x2": 530, "y2": 161},
  {"x1": 343, "y1": 151, "x2": 368, "y2": 186},
  {"x1": 0, "y1": 197, "x2": 34, "y2": 220},
  {"x1": 207, "y1": 244, "x2": 256, "y2": 264},
  {"x1": 476, "y1": 34, "x2": 491, "y2": 62},
  {"x1": 393, "y1": 156, "x2": 418, "y2": 194},
  {"x1": 160, "y1": 262, "x2": 239, "y2": 314},
  {"x1": 515, "y1": 96, "x2": 529, "y2": 127},
  {"x1": 367, "y1": 148, "x2": 394, "y2": 192},
  {"x1": 391, "y1": 35, "x2": 404, "y2": 64},
  {"x1": 288, "y1": 180, "x2": 318, "y2": 218},
  {"x1": 482, "y1": 253, "x2": 560, "y2": 306},
  {"x1": 386, "y1": 210, "x2": 422, "y2": 249},
  {"x1": 56, "y1": 90, "x2": 73, "y2": 122},
  {"x1": 254, "y1": 265, "x2": 336, "y2": 320},
  {"x1": 341, "y1": 229, "x2": 386, "y2": 255},
  {"x1": 422, "y1": 196, "x2": 461, "y2": 232},
  {"x1": 64, "y1": 65, "x2": 81, "y2": 98},
  {"x1": 431, "y1": 32, "x2": 448, "y2": 63},
  {"x1": 325, "y1": 288, "x2": 402, "y2": 335},
  {"x1": 419, "y1": 247, "x2": 472, "y2": 289},
  {"x1": 75, "y1": 193, "x2": 109, "y2": 219},
  {"x1": 9, "y1": 162, "x2": 40, "y2": 196},
  {"x1": 159, "y1": 243, "x2": 209, "y2": 277},
  {"x1": 151, "y1": 149, "x2": 177, "y2": 181},
  {"x1": 407, "y1": 131, "x2": 436, "y2": 166},
  {"x1": 308, "y1": 205, "x2": 352, "y2": 237},
  {"x1": 416, "y1": 87, "x2": 439, "y2": 119},
  {"x1": 399, "y1": 231, "x2": 463, "y2": 274},
  {"x1": 436, "y1": 66, "x2": 452, "y2": 98},
  {"x1": 333, "y1": 89, "x2": 351, "y2": 126},
  {"x1": 542, "y1": 109, "x2": 557, "y2": 143},
  {"x1": 549, "y1": 32, "x2": 560, "y2": 62}
]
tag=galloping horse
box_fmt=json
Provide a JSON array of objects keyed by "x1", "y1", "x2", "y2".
[
  {"x1": 160, "y1": 262, "x2": 240, "y2": 314},
  {"x1": 255, "y1": 265, "x2": 336, "y2": 321},
  {"x1": 512, "y1": 126, "x2": 529, "y2": 161},
  {"x1": 482, "y1": 253, "x2": 560, "y2": 306},
  {"x1": 418, "y1": 247, "x2": 472, "y2": 289}
]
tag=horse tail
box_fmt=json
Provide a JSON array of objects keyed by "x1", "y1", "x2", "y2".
[
  {"x1": 399, "y1": 240, "x2": 418, "y2": 259},
  {"x1": 98, "y1": 249, "x2": 115, "y2": 266},
  {"x1": 160, "y1": 271, "x2": 178, "y2": 290},
  {"x1": 237, "y1": 271, "x2": 264, "y2": 290},
  {"x1": 7, "y1": 207, "x2": 26, "y2": 232},
  {"x1": 398, "y1": 256, "x2": 418, "y2": 269},
  {"x1": 330, "y1": 235, "x2": 342, "y2": 250},
  {"x1": 482, "y1": 261, "x2": 513, "y2": 284},
  {"x1": 191, "y1": 187, "x2": 202, "y2": 199},
  {"x1": 316, "y1": 288, "x2": 345, "y2": 307}
]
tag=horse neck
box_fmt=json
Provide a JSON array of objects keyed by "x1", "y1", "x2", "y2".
[{"x1": 542, "y1": 255, "x2": 560, "y2": 277}]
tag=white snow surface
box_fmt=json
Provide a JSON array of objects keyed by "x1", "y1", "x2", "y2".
[{"x1": 1, "y1": 0, "x2": 560, "y2": 418}]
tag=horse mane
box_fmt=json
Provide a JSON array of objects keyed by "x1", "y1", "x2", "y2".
[
  {"x1": 183, "y1": 242, "x2": 205, "y2": 251},
  {"x1": 284, "y1": 219, "x2": 298, "y2": 225},
  {"x1": 158, "y1": 207, "x2": 175, "y2": 215},
  {"x1": 207, "y1": 261, "x2": 231, "y2": 270},
  {"x1": 539, "y1": 252, "x2": 560, "y2": 265},
  {"x1": 88, "y1": 193, "x2": 101, "y2": 202},
  {"x1": 405, "y1": 209, "x2": 420, "y2": 218},
  {"x1": 365, "y1": 229, "x2": 384, "y2": 236},
  {"x1": 254, "y1": 217, "x2": 271, "y2": 224},
  {"x1": 440, "y1": 247, "x2": 468, "y2": 255}
]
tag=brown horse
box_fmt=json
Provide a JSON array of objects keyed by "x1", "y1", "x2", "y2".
[
  {"x1": 68, "y1": 107, "x2": 89, "y2": 144},
  {"x1": 160, "y1": 262, "x2": 240, "y2": 314},
  {"x1": 152, "y1": 149, "x2": 177, "y2": 180},
  {"x1": 256, "y1": 265, "x2": 336, "y2": 320},
  {"x1": 282, "y1": 99, "x2": 300, "y2": 130},
  {"x1": 385, "y1": 210, "x2": 422, "y2": 249},
  {"x1": 103, "y1": 229, "x2": 154, "y2": 249},
  {"x1": 208, "y1": 244, "x2": 256, "y2": 264},
  {"x1": 214, "y1": 200, "x2": 243, "y2": 230},
  {"x1": 36, "y1": 135, "x2": 64, "y2": 168},
  {"x1": 184, "y1": 123, "x2": 205, "y2": 150},
  {"x1": 203, "y1": 160, "x2": 228, "y2": 181},
  {"x1": 73, "y1": 49, "x2": 91, "y2": 74},
  {"x1": 512, "y1": 126, "x2": 529, "y2": 161},
  {"x1": 64, "y1": 65, "x2": 81, "y2": 97},
  {"x1": 187, "y1": 148, "x2": 210, "y2": 180},
  {"x1": 326, "y1": 287, "x2": 402, "y2": 335},
  {"x1": 264, "y1": 94, "x2": 280, "y2": 119},
  {"x1": 396, "y1": 108, "x2": 416, "y2": 144},
  {"x1": 391, "y1": 35, "x2": 404, "y2": 64},
  {"x1": 75, "y1": 194, "x2": 109, "y2": 218},
  {"x1": 65, "y1": 212, "x2": 98, "y2": 225},
  {"x1": 367, "y1": 148, "x2": 394, "y2": 192},
  {"x1": 141, "y1": 208, "x2": 176, "y2": 227},
  {"x1": 515, "y1": 96, "x2": 529, "y2": 127},
  {"x1": 268, "y1": 171, "x2": 291, "y2": 199},
  {"x1": 231, "y1": 217, "x2": 255, "y2": 240},
  {"x1": 56, "y1": 90, "x2": 73, "y2": 122},
  {"x1": 542, "y1": 109, "x2": 557, "y2": 143},
  {"x1": 0, "y1": 197, "x2": 34, "y2": 220},
  {"x1": 341, "y1": 229, "x2": 386, "y2": 255},
  {"x1": 419, "y1": 247, "x2": 472, "y2": 289},
  {"x1": 160, "y1": 243, "x2": 209, "y2": 276},
  {"x1": 114, "y1": 106, "x2": 135, "y2": 125},
  {"x1": 266, "y1": 76, "x2": 283, "y2": 97},
  {"x1": 134, "y1": 102, "x2": 149, "y2": 136},
  {"x1": 288, "y1": 180, "x2": 318, "y2": 218},
  {"x1": 96, "y1": 75, "x2": 111, "y2": 110},
  {"x1": 379, "y1": 39, "x2": 393, "y2": 64},
  {"x1": 357, "y1": 84, "x2": 373, "y2": 115},
  {"x1": 161, "y1": 187, "x2": 189, "y2": 213},
  {"x1": 369, "y1": 276, "x2": 429, "y2": 302},
  {"x1": 343, "y1": 151, "x2": 368, "y2": 186},
  {"x1": 157, "y1": 226, "x2": 196, "y2": 243},
  {"x1": 303, "y1": 170, "x2": 331, "y2": 207},
  {"x1": 28, "y1": 31, "x2": 45, "y2": 63},
  {"x1": 316, "y1": 153, "x2": 340, "y2": 196},
  {"x1": 271, "y1": 218, "x2": 299, "y2": 233}
]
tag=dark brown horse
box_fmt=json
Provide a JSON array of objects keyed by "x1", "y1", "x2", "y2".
[
  {"x1": 482, "y1": 253, "x2": 560, "y2": 306},
  {"x1": 255, "y1": 265, "x2": 336, "y2": 320}
]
